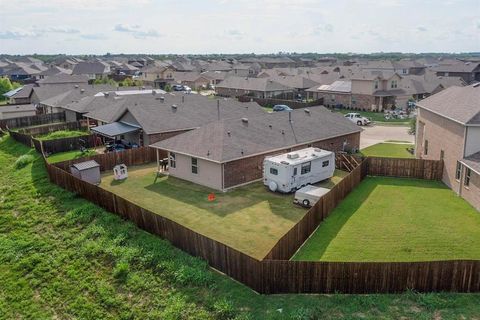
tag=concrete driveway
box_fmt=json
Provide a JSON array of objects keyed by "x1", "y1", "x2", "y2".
[{"x1": 360, "y1": 125, "x2": 414, "y2": 149}]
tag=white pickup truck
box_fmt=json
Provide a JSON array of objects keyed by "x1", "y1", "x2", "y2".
[{"x1": 344, "y1": 113, "x2": 371, "y2": 126}]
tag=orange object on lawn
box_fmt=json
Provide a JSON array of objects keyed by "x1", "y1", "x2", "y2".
[{"x1": 208, "y1": 193, "x2": 216, "y2": 201}]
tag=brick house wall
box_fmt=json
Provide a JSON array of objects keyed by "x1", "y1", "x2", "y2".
[
  {"x1": 223, "y1": 132, "x2": 360, "y2": 189},
  {"x1": 351, "y1": 94, "x2": 377, "y2": 111}
]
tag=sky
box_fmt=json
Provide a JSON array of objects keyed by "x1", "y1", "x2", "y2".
[{"x1": 0, "y1": 0, "x2": 479, "y2": 55}]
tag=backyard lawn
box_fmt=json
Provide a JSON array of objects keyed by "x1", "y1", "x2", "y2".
[
  {"x1": 293, "y1": 177, "x2": 480, "y2": 262},
  {"x1": 37, "y1": 130, "x2": 89, "y2": 141},
  {"x1": 46, "y1": 149, "x2": 97, "y2": 163},
  {"x1": 100, "y1": 164, "x2": 347, "y2": 259},
  {"x1": 361, "y1": 142, "x2": 414, "y2": 158}
]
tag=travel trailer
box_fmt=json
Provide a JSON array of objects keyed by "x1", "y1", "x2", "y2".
[{"x1": 263, "y1": 147, "x2": 335, "y2": 193}]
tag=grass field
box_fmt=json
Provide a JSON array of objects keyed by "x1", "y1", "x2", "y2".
[
  {"x1": 100, "y1": 165, "x2": 350, "y2": 259},
  {"x1": 293, "y1": 177, "x2": 480, "y2": 262},
  {"x1": 1, "y1": 136, "x2": 480, "y2": 318},
  {"x1": 361, "y1": 142, "x2": 415, "y2": 158},
  {"x1": 46, "y1": 149, "x2": 97, "y2": 163},
  {"x1": 336, "y1": 109, "x2": 410, "y2": 125},
  {"x1": 37, "y1": 130, "x2": 89, "y2": 141}
]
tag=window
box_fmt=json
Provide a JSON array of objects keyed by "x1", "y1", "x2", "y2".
[
  {"x1": 391, "y1": 80, "x2": 398, "y2": 89},
  {"x1": 402, "y1": 69, "x2": 407, "y2": 74},
  {"x1": 293, "y1": 167, "x2": 297, "y2": 176},
  {"x1": 464, "y1": 168, "x2": 471, "y2": 187},
  {"x1": 374, "y1": 80, "x2": 379, "y2": 89},
  {"x1": 424, "y1": 140, "x2": 428, "y2": 156},
  {"x1": 322, "y1": 160, "x2": 330, "y2": 167},
  {"x1": 191, "y1": 157, "x2": 198, "y2": 174},
  {"x1": 169, "y1": 152, "x2": 176, "y2": 168},
  {"x1": 455, "y1": 162, "x2": 462, "y2": 181},
  {"x1": 301, "y1": 162, "x2": 311, "y2": 175},
  {"x1": 440, "y1": 150, "x2": 444, "y2": 160},
  {"x1": 270, "y1": 168, "x2": 278, "y2": 175}
]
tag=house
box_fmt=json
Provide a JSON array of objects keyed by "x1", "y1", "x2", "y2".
[
  {"x1": 432, "y1": 62, "x2": 480, "y2": 84},
  {"x1": 2, "y1": 84, "x2": 35, "y2": 104},
  {"x1": 215, "y1": 77, "x2": 294, "y2": 98},
  {"x1": 415, "y1": 84, "x2": 480, "y2": 211},
  {"x1": 72, "y1": 61, "x2": 111, "y2": 81},
  {"x1": 306, "y1": 80, "x2": 353, "y2": 107},
  {"x1": 36, "y1": 74, "x2": 89, "y2": 86},
  {"x1": 151, "y1": 106, "x2": 361, "y2": 191},
  {"x1": 141, "y1": 63, "x2": 176, "y2": 88},
  {"x1": 63, "y1": 93, "x2": 265, "y2": 145},
  {"x1": 0, "y1": 104, "x2": 38, "y2": 119}
]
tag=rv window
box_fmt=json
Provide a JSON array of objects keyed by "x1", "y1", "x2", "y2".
[
  {"x1": 270, "y1": 168, "x2": 278, "y2": 175},
  {"x1": 293, "y1": 167, "x2": 297, "y2": 176},
  {"x1": 322, "y1": 160, "x2": 329, "y2": 167},
  {"x1": 301, "y1": 162, "x2": 311, "y2": 175}
]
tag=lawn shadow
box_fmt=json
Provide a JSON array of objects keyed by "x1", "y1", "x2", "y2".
[{"x1": 295, "y1": 176, "x2": 447, "y2": 260}]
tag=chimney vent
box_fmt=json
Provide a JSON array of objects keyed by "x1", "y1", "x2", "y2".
[
  {"x1": 304, "y1": 108, "x2": 310, "y2": 114},
  {"x1": 171, "y1": 104, "x2": 177, "y2": 110},
  {"x1": 74, "y1": 85, "x2": 79, "y2": 88},
  {"x1": 80, "y1": 88, "x2": 85, "y2": 93},
  {"x1": 268, "y1": 124, "x2": 272, "y2": 129},
  {"x1": 103, "y1": 92, "x2": 109, "y2": 97},
  {"x1": 227, "y1": 131, "x2": 231, "y2": 136},
  {"x1": 241, "y1": 118, "x2": 248, "y2": 123}
]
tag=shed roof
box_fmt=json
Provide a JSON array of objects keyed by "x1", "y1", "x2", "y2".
[{"x1": 71, "y1": 160, "x2": 100, "y2": 171}]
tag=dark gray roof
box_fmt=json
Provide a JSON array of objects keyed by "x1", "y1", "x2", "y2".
[
  {"x1": 36, "y1": 84, "x2": 118, "y2": 107},
  {"x1": 71, "y1": 160, "x2": 100, "y2": 171},
  {"x1": 151, "y1": 106, "x2": 360, "y2": 163},
  {"x1": 416, "y1": 84, "x2": 480, "y2": 125},
  {"x1": 72, "y1": 61, "x2": 109, "y2": 75},
  {"x1": 216, "y1": 77, "x2": 293, "y2": 92},
  {"x1": 91, "y1": 122, "x2": 140, "y2": 138},
  {"x1": 0, "y1": 104, "x2": 37, "y2": 113},
  {"x1": 3, "y1": 84, "x2": 34, "y2": 98},
  {"x1": 37, "y1": 74, "x2": 89, "y2": 85},
  {"x1": 461, "y1": 151, "x2": 480, "y2": 174}
]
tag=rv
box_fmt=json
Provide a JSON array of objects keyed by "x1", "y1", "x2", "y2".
[{"x1": 263, "y1": 147, "x2": 335, "y2": 193}]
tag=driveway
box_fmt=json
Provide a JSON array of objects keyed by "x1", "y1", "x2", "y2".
[{"x1": 360, "y1": 125, "x2": 414, "y2": 149}]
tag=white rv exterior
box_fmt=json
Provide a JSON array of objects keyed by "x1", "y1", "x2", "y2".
[{"x1": 263, "y1": 147, "x2": 335, "y2": 193}]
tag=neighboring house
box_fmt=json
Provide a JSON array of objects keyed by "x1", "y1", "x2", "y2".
[
  {"x1": 173, "y1": 72, "x2": 211, "y2": 89},
  {"x1": 432, "y1": 62, "x2": 480, "y2": 84},
  {"x1": 415, "y1": 84, "x2": 480, "y2": 211},
  {"x1": 151, "y1": 106, "x2": 360, "y2": 191},
  {"x1": 215, "y1": 77, "x2": 294, "y2": 98},
  {"x1": 0, "y1": 104, "x2": 38, "y2": 119},
  {"x1": 36, "y1": 74, "x2": 89, "y2": 86},
  {"x1": 72, "y1": 62, "x2": 111, "y2": 81},
  {"x1": 141, "y1": 64, "x2": 176, "y2": 88},
  {"x1": 64, "y1": 93, "x2": 265, "y2": 145},
  {"x1": 268, "y1": 75, "x2": 321, "y2": 98},
  {"x1": 306, "y1": 80, "x2": 352, "y2": 107},
  {"x1": 3, "y1": 84, "x2": 35, "y2": 104}
]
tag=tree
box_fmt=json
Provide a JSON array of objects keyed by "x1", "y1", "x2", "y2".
[{"x1": 0, "y1": 77, "x2": 15, "y2": 101}]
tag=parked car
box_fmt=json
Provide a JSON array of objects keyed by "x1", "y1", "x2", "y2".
[
  {"x1": 172, "y1": 84, "x2": 184, "y2": 91},
  {"x1": 272, "y1": 104, "x2": 293, "y2": 112},
  {"x1": 344, "y1": 113, "x2": 371, "y2": 126},
  {"x1": 182, "y1": 85, "x2": 192, "y2": 92}
]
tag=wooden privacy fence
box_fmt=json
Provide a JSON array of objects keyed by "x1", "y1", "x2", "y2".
[
  {"x1": 0, "y1": 112, "x2": 65, "y2": 130},
  {"x1": 18, "y1": 121, "x2": 86, "y2": 136},
  {"x1": 52, "y1": 146, "x2": 161, "y2": 172},
  {"x1": 35, "y1": 134, "x2": 97, "y2": 155},
  {"x1": 44, "y1": 149, "x2": 479, "y2": 294},
  {"x1": 367, "y1": 157, "x2": 443, "y2": 180}
]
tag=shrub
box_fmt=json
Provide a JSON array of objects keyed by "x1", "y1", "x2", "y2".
[
  {"x1": 14, "y1": 154, "x2": 35, "y2": 169},
  {"x1": 113, "y1": 261, "x2": 130, "y2": 283}
]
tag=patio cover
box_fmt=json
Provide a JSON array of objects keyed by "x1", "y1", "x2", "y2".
[{"x1": 91, "y1": 122, "x2": 140, "y2": 138}]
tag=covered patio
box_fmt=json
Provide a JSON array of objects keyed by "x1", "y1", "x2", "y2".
[{"x1": 91, "y1": 121, "x2": 142, "y2": 151}]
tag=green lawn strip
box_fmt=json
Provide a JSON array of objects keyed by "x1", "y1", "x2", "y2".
[
  {"x1": 293, "y1": 177, "x2": 480, "y2": 262},
  {"x1": 100, "y1": 164, "x2": 315, "y2": 260},
  {"x1": 36, "y1": 130, "x2": 89, "y2": 141},
  {"x1": 335, "y1": 109, "x2": 410, "y2": 124},
  {"x1": 1, "y1": 135, "x2": 479, "y2": 319},
  {"x1": 361, "y1": 142, "x2": 414, "y2": 158},
  {"x1": 46, "y1": 149, "x2": 97, "y2": 163}
]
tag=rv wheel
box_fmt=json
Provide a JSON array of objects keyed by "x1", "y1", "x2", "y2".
[
  {"x1": 357, "y1": 121, "x2": 362, "y2": 126},
  {"x1": 302, "y1": 199, "x2": 310, "y2": 207}
]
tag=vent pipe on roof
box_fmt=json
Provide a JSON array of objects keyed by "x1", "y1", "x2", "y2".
[
  {"x1": 304, "y1": 108, "x2": 310, "y2": 114},
  {"x1": 80, "y1": 89, "x2": 85, "y2": 93},
  {"x1": 182, "y1": 95, "x2": 185, "y2": 103},
  {"x1": 171, "y1": 104, "x2": 177, "y2": 110},
  {"x1": 288, "y1": 111, "x2": 292, "y2": 122},
  {"x1": 217, "y1": 100, "x2": 220, "y2": 120},
  {"x1": 74, "y1": 85, "x2": 79, "y2": 88},
  {"x1": 241, "y1": 117, "x2": 248, "y2": 123}
]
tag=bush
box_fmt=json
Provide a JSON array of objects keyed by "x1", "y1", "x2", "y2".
[
  {"x1": 14, "y1": 154, "x2": 35, "y2": 169},
  {"x1": 113, "y1": 261, "x2": 130, "y2": 283}
]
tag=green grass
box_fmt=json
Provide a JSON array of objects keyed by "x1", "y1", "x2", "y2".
[
  {"x1": 1, "y1": 136, "x2": 480, "y2": 318},
  {"x1": 336, "y1": 109, "x2": 410, "y2": 124},
  {"x1": 37, "y1": 130, "x2": 89, "y2": 141},
  {"x1": 46, "y1": 149, "x2": 97, "y2": 163},
  {"x1": 100, "y1": 165, "x2": 341, "y2": 259},
  {"x1": 293, "y1": 177, "x2": 480, "y2": 262},
  {"x1": 361, "y1": 142, "x2": 414, "y2": 158}
]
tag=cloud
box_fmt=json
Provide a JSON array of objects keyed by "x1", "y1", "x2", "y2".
[
  {"x1": 43, "y1": 26, "x2": 80, "y2": 34},
  {"x1": 312, "y1": 24, "x2": 334, "y2": 35},
  {"x1": 80, "y1": 33, "x2": 108, "y2": 40},
  {"x1": 416, "y1": 26, "x2": 427, "y2": 32},
  {"x1": 113, "y1": 24, "x2": 161, "y2": 38},
  {"x1": 0, "y1": 29, "x2": 40, "y2": 40}
]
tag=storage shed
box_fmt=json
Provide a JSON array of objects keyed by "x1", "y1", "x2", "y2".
[{"x1": 70, "y1": 160, "x2": 101, "y2": 185}]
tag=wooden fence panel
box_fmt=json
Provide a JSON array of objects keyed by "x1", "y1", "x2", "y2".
[
  {"x1": 37, "y1": 134, "x2": 97, "y2": 154},
  {"x1": 0, "y1": 112, "x2": 65, "y2": 130},
  {"x1": 367, "y1": 157, "x2": 443, "y2": 180}
]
